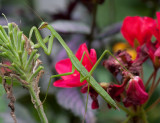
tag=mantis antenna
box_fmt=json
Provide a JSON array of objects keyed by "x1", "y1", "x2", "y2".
[{"x1": 24, "y1": 2, "x2": 44, "y2": 22}]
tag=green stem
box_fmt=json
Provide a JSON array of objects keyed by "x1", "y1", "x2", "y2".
[
  {"x1": 145, "y1": 71, "x2": 154, "y2": 88},
  {"x1": 122, "y1": 115, "x2": 132, "y2": 123},
  {"x1": 141, "y1": 108, "x2": 148, "y2": 123},
  {"x1": 116, "y1": 103, "x2": 133, "y2": 115},
  {"x1": 146, "y1": 98, "x2": 160, "y2": 112},
  {"x1": 148, "y1": 70, "x2": 157, "y2": 96},
  {"x1": 28, "y1": 85, "x2": 48, "y2": 123}
]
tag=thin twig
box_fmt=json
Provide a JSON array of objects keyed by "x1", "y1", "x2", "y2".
[
  {"x1": 122, "y1": 115, "x2": 132, "y2": 123},
  {"x1": 82, "y1": 85, "x2": 90, "y2": 123},
  {"x1": 88, "y1": 3, "x2": 97, "y2": 49},
  {"x1": 145, "y1": 71, "x2": 154, "y2": 88},
  {"x1": 148, "y1": 70, "x2": 157, "y2": 96},
  {"x1": 10, "y1": 74, "x2": 29, "y2": 85},
  {"x1": 146, "y1": 98, "x2": 160, "y2": 112},
  {"x1": 141, "y1": 108, "x2": 148, "y2": 123},
  {"x1": 2, "y1": 78, "x2": 17, "y2": 123},
  {"x1": 153, "y1": 77, "x2": 160, "y2": 91},
  {"x1": 140, "y1": 67, "x2": 144, "y2": 82}
]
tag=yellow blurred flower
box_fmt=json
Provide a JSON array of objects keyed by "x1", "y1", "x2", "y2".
[{"x1": 113, "y1": 42, "x2": 137, "y2": 60}]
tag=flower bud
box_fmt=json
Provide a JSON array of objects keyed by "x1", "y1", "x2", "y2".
[{"x1": 123, "y1": 76, "x2": 148, "y2": 107}]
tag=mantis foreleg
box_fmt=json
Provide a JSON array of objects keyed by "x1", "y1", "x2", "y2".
[
  {"x1": 29, "y1": 27, "x2": 54, "y2": 55},
  {"x1": 33, "y1": 36, "x2": 50, "y2": 48},
  {"x1": 42, "y1": 66, "x2": 76, "y2": 103}
]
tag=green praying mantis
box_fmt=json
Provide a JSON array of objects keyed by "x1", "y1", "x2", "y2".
[{"x1": 29, "y1": 22, "x2": 119, "y2": 109}]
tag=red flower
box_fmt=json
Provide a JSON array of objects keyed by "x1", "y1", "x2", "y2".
[
  {"x1": 53, "y1": 43, "x2": 97, "y2": 88},
  {"x1": 146, "y1": 41, "x2": 160, "y2": 69},
  {"x1": 153, "y1": 12, "x2": 160, "y2": 43},
  {"x1": 123, "y1": 76, "x2": 148, "y2": 107},
  {"x1": 108, "y1": 84, "x2": 125, "y2": 102},
  {"x1": 121, "y1": 16, "x2": 156, "y2": 48},
  {"x1": 155, "y1": 47, "x2": 160, "y2": 57}
]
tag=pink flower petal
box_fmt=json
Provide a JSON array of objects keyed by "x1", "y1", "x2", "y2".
[
  {"x1": 138, "y1": 17, "x2": 156, "y2": 44},
  {"x1": 65, "y1": 75, "x2": 87, "y2": 87},
  {"x1": 75, "y1": 43, "x2": 93, "y2": 71},
  {"x1": 121, "y1": 16, "x2": 156, "y2": 47},
  {"x1": 53, "y1": 76, "x2": 87, "y2": 88},
  {"x1": 55, "y1": 58, "x2": 74, "y2": 79},
  {"x1": 124, "y1": 76, "x2": 148, "y2": 107},
  {"x1": 155, "y1": 47, "x2": 160, "y2": 57},
  {"x1": 108, "y1": 84, "x2": 124, "y2": 102},
  {"x1": 121, "y1": 16, "x2": 140, "y2": 47},
  {"x1": 55, "y1": 58, "x2": 72, "y2": 74},
  {"x1": 53, "y1": 79, "x2": 73, "y2": 88},
  {"x1": 75, "y1": 43, "x2": 89, "y2": 60},
  {"x1": 152, "y1": 12, "x2": 160, "y2": 43},
  {"x1": 91, "y1": 100, "x2": 99, "y2": 109},
  {"x1": 156, "y1": 12, "x2": 160, "y2": 31},
  {"x1": 89, "y1": 49, "x2": 97, "y2": 65}
]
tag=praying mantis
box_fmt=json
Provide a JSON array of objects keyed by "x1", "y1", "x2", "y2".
[
  {"x1": 29, "y1": 22, "x2": 118, "y2": 109},
  {"x1": 0, "y1": 19, "x2": 128, "y2": 122}
]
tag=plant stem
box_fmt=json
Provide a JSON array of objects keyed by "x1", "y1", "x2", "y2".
[
  {"x1": 88, "y1": 3, "x2": 97, "y2": 49},
  {"x1": 153, "y1": 77, "x2": 160, "y2": 90},
  {"x1": 146, "y1": 98, "x2": 160, "y2": 112},
  {"x1": 140, "y1": 66, "x2": 144, "y2": 82},
  {"x1": 116, "y1": 103, "x2": 133, "y2": 115},
  {"x1": 28, "y1": 85, "x2": 48, "y2": 123},
  {"x1": 122, "y1": 115, "x2": 132, "y2": 123},
  {"x1": 141, "y1": 108, "x2": 148, "y2": 123},
  {"x1": 145, "y1": 71, "x2": 154, "y2": 88},
  {"x1": 148, "y1": 70, "x2": 157, "y2": 96}
]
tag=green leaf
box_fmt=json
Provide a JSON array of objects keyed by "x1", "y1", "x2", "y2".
[{"x1": 0, "y1": 84, "x2": 5, "y2": 96}]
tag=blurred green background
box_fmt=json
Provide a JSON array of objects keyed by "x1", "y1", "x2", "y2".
[{"x1": 0, "y1": 0, "x2": 160, "y2": 123}]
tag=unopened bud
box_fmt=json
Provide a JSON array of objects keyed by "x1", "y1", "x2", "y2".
[{"x1": 100, "y1": 82, "x2": 110, "y2": 90}]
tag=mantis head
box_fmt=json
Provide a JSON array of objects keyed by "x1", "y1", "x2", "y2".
[{"x1": 38, "y1": 22, "x2": 48, "y2": 30}]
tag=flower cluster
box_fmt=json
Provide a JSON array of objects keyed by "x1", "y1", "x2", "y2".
[
  {"x1": 102, "y1": 50, "x2": 148, "y2": 108},
  {"x1": 121, "y1": 12, "x2": 160, "y2": 69},
  {"x1": 102, "y1": 12, "x2": 160, "y2": 109}
]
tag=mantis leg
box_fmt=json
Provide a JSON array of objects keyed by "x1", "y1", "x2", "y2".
[
  {"x1": 90, "y1": 50, "x2": 128, "y2": 74},
  {"x1": 80, "y1": 51, "x2": 93, "y2": 65},
  {"x1": 89, "y1": 50, "x2": 111, "y2": 75},
  {"x1": 42, "y1": 66, "x2": 76, "y2": 103},
  {"x1": 29, "y1": 27, "x2": 54, "y2": 55},
  {"x1": 80, "y1": 50, "x2": 128, "y2": 82},
  {"x1": 33, "y1": 36, "x2": 50, "y2": 48},
  {"x1": 79, "y1": 51, "x2": 93, "y2": 82},
  {"x1": 82, "y1": 84, "x2": 90, "y2": 123}
]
